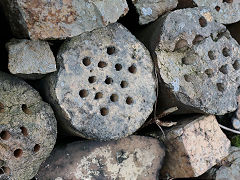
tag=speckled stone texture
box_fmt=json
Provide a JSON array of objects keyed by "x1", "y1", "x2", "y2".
[
  {"x1": 35, "y1": 136, "x2": 165, "y2": 180},
  {"x1": 193, "y1": 0, "x2": 240, "y2": 24},
  {"x1": 131, "y1": 0, "x2": 178, "y2": 25},
  {"x1": 0, "y1": 0, "x2": 129, "y2": 40},
  {"x1": 138, "y1": 7, "x2": 240, "y2": 115},
  {"x1": 0, "y1": 72, "x2": 57, "y2": 180},
  {"x1": 43, "y1": 23, "x2": 156, "y2": 141},
  {"x1": 6, "y1": 39, "x2": 56, "y2": 80},
  {"x1": 160, "y1": 115, "x2": 230, "y2": 178}
]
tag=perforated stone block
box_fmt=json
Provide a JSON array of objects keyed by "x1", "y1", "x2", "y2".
[
  {"x1": 44, "y1": 23, "x2": 156, "y2": 141},
  {"x1": 0, "y1": 72, "x2": 57, "y2": 180}
]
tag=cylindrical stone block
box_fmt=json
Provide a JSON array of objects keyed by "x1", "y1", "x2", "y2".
[
  {"x1": 137, "y1": 7, "x2": 240, "y2": 115},
  {"x1": 0, "y1": 72, "x2": 57, "y2": 179},
  {"x1": 43, "y1": 23, "x2": 156, "y2": 141}
]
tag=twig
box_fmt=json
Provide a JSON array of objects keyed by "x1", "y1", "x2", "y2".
[{"x1": 219, "y1": 124, "x2": 240, "y2": 135}]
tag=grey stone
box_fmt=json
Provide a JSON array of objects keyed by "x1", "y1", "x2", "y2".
[
  {"x1": 0, "y1": 72, "x2": 57, "y2": 180},
  {"x1": 6, "y1": 39, "x2": 56, "y2": 80},
  {"x1": 137, "y1": 7, "x2": 240, "y2": 115},
  {"x1": 193, "y1": 0, "x2": 240, "y2": 24},
  {"x1": 132, "y1": 0, "x2": 178, "y2": 25},
  {"x1": 0, "y1": 0, "x2": 129, "y2": 40},
  {"x1": 35, "y1": 136, "x2": 165, "y2": 180},
  {"x1": 43, "y1": 23, "x2": 156, "y2": 141}
]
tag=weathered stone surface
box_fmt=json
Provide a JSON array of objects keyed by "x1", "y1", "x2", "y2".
[
  {"x1": 132, "y1": 0, "x2": 178, "y2": 25},
  {"x1": 43, "y1": 23, "x2": 156, "y2": 140},
  {"x1": 193, "y1": 0, "x2": 240, "y2": 24},
  {"x1": 6, "y1": 39, "x2": 56, "y2": 80},
  {"x1": 138, "y1": 7, "x2": 240, "y2": 115},
  {"x1": 160, "y1": 115, "x2": 230, "y2": 178},
  {"x1": 0, "y1": 71, "x2": 57, "y2": 180},
  {"x1": 236, "y1": 96, "x2": 240, "y2": 121},
  {"x1": 35, "y1": 135, "x2": 165, "y2": 180},
  {"x1": 0, "y1": 0, "x2": 129, "y2": 40}
]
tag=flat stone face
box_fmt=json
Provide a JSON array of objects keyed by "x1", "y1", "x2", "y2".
[
  {"x1": 0, "y1": 72, "x2": 57, "y2": 180},
  {"x1": 193, "y1": 0, "x2": 240, "y2": 24},
  {"x1": 0, "y1": 0, "x2": 129, "y2": 39},
  {"x1": 6, "y1": 39, "x2": 56, "y2": 80},
  {"x1": 44, "y1": 23, "x2": 156, "y2": 140},
  {"x1": 160, "y1": 115, "x2": 230, "y2": 178},
  {"x1": 132, "y1": 0, "x2": 178, "y2": 25},
  {"x1": 36, "y1": 136, "x2": 165, "y2": 180}
]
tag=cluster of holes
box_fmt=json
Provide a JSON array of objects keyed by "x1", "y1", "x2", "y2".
[{"x1": 0, "y1": 166, "x2": 10, "y2": 175}]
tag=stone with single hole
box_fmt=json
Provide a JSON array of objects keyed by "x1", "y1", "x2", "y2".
[
  {"x1": 0, "y1": 71, "x2": 57, "y2": 180},
  {"x1": 35, "y1": 136, "x2": 165, "y2": 180},
  {"x1": 43, "y1": 23, "x2": 156, "y2": 140},
  {"x1": 159, "y1": 115, "x2": 230, "y2": 178},
  {"x1": 0, "y1": 0, "x2": 129, "y2": 39},
  {"x1": 131, "y1": 0, "x2": 178, "y2": 25},
  {"x1": 6, "y1": 39, "x2": 56, "y2": 80},
  {"x1": 137, "y1": 7, "x2": 240, "y2": 115}
]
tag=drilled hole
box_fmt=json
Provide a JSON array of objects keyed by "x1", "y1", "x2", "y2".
[
  {"x1": 208, "y1": 51, "x2": 216, "y2": 60},
  {"x1": 20, "y1": 127, "x2": 28, "y2": 136},
  {"x1": 182, "y1": 57, "x2": 195, "y2": 65},
  {"x1": 233, "y1": 60, "x2": 240, "y2": 70},
  {"x1": 128, "y1": 65, "x2": 137, "y2": 74},
  {"x1": 110, "y1": 94, "x2": 119, "y2": 102},
  {"x1": 105, "y1": 77, "x2": 113, "y2": 85},
  {"x1": 205, "y1": 69, "x2": 214, "y2": 78},
  {"x1": 219, "y1": 65, "x2": 228, "y2": 74},
  {"x1": 33, "y1": 144, "x2": 40, "y2": 153},
  {"x1": 22, "y1": 104, "x2": 32, "y2": 115},
  {"x1": 107, "y1": 46, "x2": 116, "y2": 55},
  {"x1": 222, "y1": 47, "x2": 231, "y2": 57},
  {"x1": 184, "y1": 75, "x2": 192, "y2": 82},
  {"x1": 215, "y1": 6, "x2": 220, "y2": 11},
  {"x1": 95, "y1": 92, "x2": 103, "y2": 99},
  {"x1": 223, "y1": 0, "x2": 233, "y2": 3},
  {"x1": 0, "y1": 102, "x2": 4, "y2": 113},
  {"x1": 79, "y1": 89, "x2": 88, "y2": 98},
  {"x1": 120, "y1": 81, "x2": 128, "y2": 88},
  {"x1": 175, "y1": 39, "x2": 188, "y2": 50},
  {"x1": 82, "y1": 57, "x2": 91, "y2": 66},
  {"x1": 14, "y1": 149, "x2": 23, "y2": 158},
  {"x1": 100, "y1": 108, "x2": 109, "y2": 116},
  {"x1": 2, "y1": 166, "x2": 10, "y2": 175},
  {"x1": 98, "y1": 61, "x2": 107, "y2": 68},
  {"x1": 115, "y1": 64, "x2": 122, "y2": 71},
  {"x1": 199, "y1": 16, "x2": 207, "y2": 27},
  {"x1": 192, "y1": 35, "x2": 204, "y2": 45},
  {"x1": 126, "y1": 97, "x2": 134, "y2": 105},
  {"x1": 0, "y1": 131, "x2": 10, "y2": 140},
  {"x1": 88, "y1": 76, "x2": 96, "y2": 83},
  {"x1": 217, "y1": 83, "x2": 225, "y2": 92}
]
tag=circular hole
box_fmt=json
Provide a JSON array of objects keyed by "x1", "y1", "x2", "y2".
[
  {"x1": 110, "y1": 94, "x2": 119, "y2": 102},
  {"x1": 98, "y1": 61, "x2": 107, "y2": 68},
  {"x1": 0, "y1": 102, "x2": 4, "y2": 113},
  {"x1": 205, "y1": 69, "x2": 214, "y2": 78},
  {"x1": 100, "y1": 108, "x2": 109, "y2": 116},
  {"x1": 88, "y1": 76, "x2": 96, "y2": 84},
  {"x1": 95, "y1": 92, "x2": 103, "y2": 99},
  {"x1": 128, "y1": 65, "x2": 137, "y2": 74},
  {"x1": 192, "y1": 35, "x2": 204, "y2": 45},
  {"x1": 115, "y1": 64, "x2": 122, "y2": 71},
  {"x1": 222, "y1": 47, "x2": 231, "y2": 57},
  {"x1": 14, "y1": 149, "x2": 23, "y2": 158},
  {"x1": 126, "y1": 97, "x2": 134, "y2": 105},
  {"x1": 219, "y1": 65, "x2": 228, "y2": 74},
  {"x1": 120, "y1": 81, "x2": 128, "y2": 88},
  {"x1": 182, "y1": 57, "x2": 195, "y2": 65},
  {"x1": 215, "y1": 6, "x2": 220, "y2": 11},
  {"x1": 2, "y1": 166, "x2": 10, "y2": 175},
  {"x1": 233, "y1": 60, "x2": 240, "y2": 70},
  {"x1": 208, "y1": 51, "x2": 216, "y2": 60},
  {"x1": 184, "y1": 75, "x2": 192, "y2": 82},
  {"x1": 175, "y1": 39, "x2": 188, "y2": 50},
  {"x1": 107, "y1": 46, "x2": 116, "y2": 55},
  {"x1": 105, "y1": 77, "x2": 113, "y2": 85},
  {"x1": 217, "y1": 83, "x2": 225, "y2": 92},
  {"x1": 223, "y1": 0, "x2": 233, "y2": 3},
  {"x1": 33, "y1": 144, "x2": 40, "y2": 153},
  {"x1": 22, "y1": 104, "x2": 32, "y2": 115},
  {"x1": 82, "y1": 57, "x2": 91, "y2": 66},
  {"x1": 0, "y1": 131, "x2": 11, "y2": 140},
  {"x1": 199, "y1": 16, "x2": 207, "y2": 27},
  {"x1": 79, "y1": 89, "x2": 88, "y2": 98},
  {"x1": 20, "y1": 127, "x2": 28, "y2": 136}
]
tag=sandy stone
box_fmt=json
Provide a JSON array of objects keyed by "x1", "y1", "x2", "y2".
[
  {"x1": 0, "y1": 0, "x2": 129, "y2": 40},
  {"x1": 43, "y1": 23, "x2": 156, "y2": 141},
  {"x1": 160, "y1": 115, "x2": 230, "y2": 178},
  {"x1": 35, "y1": 136, "x2": 165, "y2": 180},
  {"x1": 132, "y1": 0, "x2": 178, "y2": 25},
  {"x1": 6, "y1": 39, "x2": 56, "y2": 80},
  {"x1": 0, "y1": 72, "x2": 57, "y2": 180}
]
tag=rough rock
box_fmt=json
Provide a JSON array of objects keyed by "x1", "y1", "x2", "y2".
[
  {"x1": 160, "y1": 115, "x2": 230, "y2": 178},
  {"x1": 236, "y1": 96, "x2": 240, "y2": 120},
  {"x1": 137, "y1": 7, "x2": 240, "y2": 115},
  {"x1": 43, "y1": 23, "x2": 156, "y2": 140},
  {"x1": 193, "y1": 0, "x2": 240, "y2": 24},
  {"x1": 227, "y1": 21, "x2": 240, "y2": 47},
  {"x1": 6, "y1": 39, "x2": 56, "y2": 80},
  {"x1": 0, "y1": 0, "x2": 129, "y2": 40},
  {"x1": 35, "y1": 136, "x2": 165, "y2": 180},
  {"x1": 131, "y1": 0, "x2": 178, "y2": 25},
  {"x1": 0, "y1": 72, "x2": 57, "y2": 180}
]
